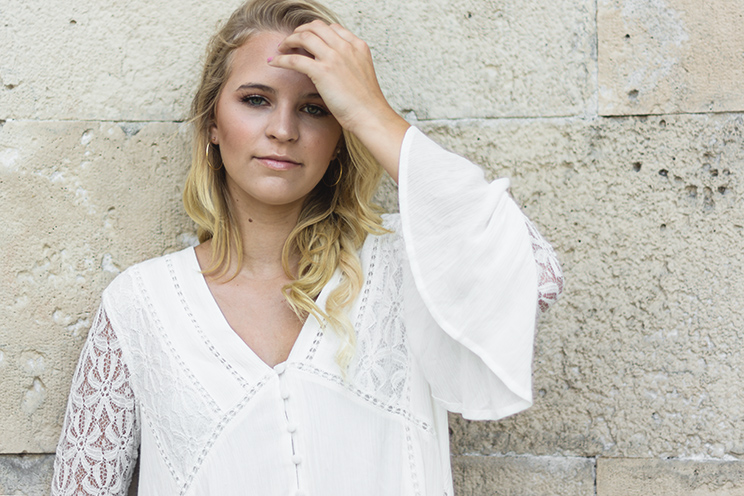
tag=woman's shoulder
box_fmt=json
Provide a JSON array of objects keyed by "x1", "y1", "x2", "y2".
[
  {"x1": 102, "y1": 246, "x2": 195, "y2": 300},
  {"x1": 380, "y1": 212, "x2": 402, "y2": 232},
  {"x1": 363, "y1": 213, "x2": 405, "y2": 263},
  {"x1": 369, "y1": 213, "x2": 403, "y2": 249}
]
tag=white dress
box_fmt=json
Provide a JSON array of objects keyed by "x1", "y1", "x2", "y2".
[{"x1": 52, "y1": 127, "x2": 563, "y2": 496}]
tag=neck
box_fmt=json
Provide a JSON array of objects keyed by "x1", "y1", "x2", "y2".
[{"x1": 226, "y1": 194, "x2": 303, "y2": 280}]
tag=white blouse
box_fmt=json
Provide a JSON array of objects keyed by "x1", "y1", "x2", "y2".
[{"x1": 52, "y1": 127, "x2": 563, "y2": 496}]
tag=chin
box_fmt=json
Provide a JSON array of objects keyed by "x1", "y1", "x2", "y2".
[
  {"x1": 228, "y1": 176, "x2": 320, "y2": 210},
  {"x1": 253, "y1": 188, "x2": 316, "y2": 208}
]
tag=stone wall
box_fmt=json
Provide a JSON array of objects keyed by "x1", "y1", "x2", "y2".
[{"x1": 1, "y1": 0, "x2": 742, "y2": 494}]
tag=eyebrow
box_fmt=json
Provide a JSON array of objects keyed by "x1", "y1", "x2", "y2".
[
  {"x1": 235, "y1": 83, "x2": 323, "y2": 100},
  {"x1": 236, "y1": 83, "x2": 273, "y2": 93}
]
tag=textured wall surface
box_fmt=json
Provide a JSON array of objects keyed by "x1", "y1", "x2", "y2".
[
  {"x1": 0, "y1": 121, "x2": 194, "y2": 452},
  {"x1": 431, "y1": 114, "x2": 744, "y2": 461},
  {"x1": 2, "y1": 0, "x2": 743, "y2": 494},
  {"x1": 598, "y1": 0, "x2": 744, "y2": 115}
]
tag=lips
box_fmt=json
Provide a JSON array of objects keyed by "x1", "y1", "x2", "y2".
[{"x1": 255, "y1": 155, "x2": 302, "y2": 171}]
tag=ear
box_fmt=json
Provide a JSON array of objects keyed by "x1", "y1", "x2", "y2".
[
  {"x1": 331, "y1": 137, "x2": 344, "y2": 160},
  {"x1": 209, "y1": 123, "x2": 219, "y2": 145}
]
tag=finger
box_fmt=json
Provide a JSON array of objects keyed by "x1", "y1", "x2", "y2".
[
  {"x1": 329, "y1": 23, "x2": 372, "y2": 59},
  {"x1": 328, "y1": 23, "x2": 359, "y2": 44},
  {"x1": 268, "y1": 52, "x2": 318, "y2": 78},
  {"x1": 289, "y1": 20, "x2": 350, "y2": 52},
  {"x1": 279, "y1": 29, "x2": 332, "y2": 60},
  {"x1": 292, "y1": 19, "x2": 328, "y2": 31}
]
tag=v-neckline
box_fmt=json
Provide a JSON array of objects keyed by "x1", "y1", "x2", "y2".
[{"x1": 186, "y1": 247, "x2": 338, "y2": 372}]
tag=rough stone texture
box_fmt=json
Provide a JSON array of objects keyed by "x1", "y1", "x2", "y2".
[
  {"x1": 4, "y1": 0, "x2": 744, "y2": 493},
  {"x1": 0, "y1": 120, "x2": 195, "y2": 452},
  {"x1": 0, "y1": 454, "x2": 54, "y2": 496},
  {"x1": 598, "y1": 0, "x2": 744, "y2": 115},
  {"x1": 452, "y1": 455, "x2": 595, "y2": 496},
  {"x1": 597, "y1": 458, "x2": 744, "y2": 496},
  {"x1": 419, "y1": 114, "x2": 744, "y2": 459},
  {"x1": 1, "y1": 0, "x2": 595, "y2": 121},
  {"x1": 0, "y1": 0, "x2": 235, "y2": 121},
  {"x1": 328, "y1": 0, "x2": 596, "y2": 119},
  {"x1": 0, "y1": 454, "x2": 139, "y2": 495}
]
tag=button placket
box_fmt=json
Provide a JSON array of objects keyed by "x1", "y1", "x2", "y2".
[{"x1": 274, "y1": 363, "x2": 305, "y2": 495}]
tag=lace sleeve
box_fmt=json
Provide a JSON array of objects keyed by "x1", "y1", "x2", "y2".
[
  {"x1": 523, "y1": 216, "x2": 564, "y2": 315},
  {"x1": 52, "y1": 305, "x2": 140, "y2": 496}
]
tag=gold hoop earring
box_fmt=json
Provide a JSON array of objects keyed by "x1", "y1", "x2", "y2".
[
  {"x1": 324, "y1": 163, "x2": 342, "y2": 187},
  {"x1": 206, "y1": 142, "x2": 221, "y2": 171}
]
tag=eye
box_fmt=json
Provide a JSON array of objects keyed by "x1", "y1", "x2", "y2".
[
  {"x1": 241, "y1": 95, "x2": 268, "y2": 106},
  {"x1": 302, "y1": 104, "x2": 330, "y2": 117}
]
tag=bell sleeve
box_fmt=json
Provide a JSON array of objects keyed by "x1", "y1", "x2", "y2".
[
  {"x1": 51, "y1": 305, "x2": 140, "y2": 496},
  {"x1": 398, "y1": 126, "x2": 562, "y2": 421}
]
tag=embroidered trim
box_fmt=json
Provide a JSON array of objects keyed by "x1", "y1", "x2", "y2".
[
  {"x1": 304, "y1": 328, "x2": 324, "y2": 362},
  {"x1": 130, "y1": 267, "x2": 221, "y2": 492},
  {"x1": 294, "y1": 362, "x2": 433, "y2": 435},
  {"x1": 135, "y1": 267, "x2": 220, "y2": 413},
  {"x1": 167, "y1": 255, "x2": 251, "y2": 390},
  {"x1": 179, "y1": 375, "x2": 272, "y2": 494}
]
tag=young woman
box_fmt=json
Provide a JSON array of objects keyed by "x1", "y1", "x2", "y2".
[{"x1": 52, "y1": 0, "x2": 563, "y2": 494}]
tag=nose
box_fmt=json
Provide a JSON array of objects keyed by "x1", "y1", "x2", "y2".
[{"x1": 265, "y1": 104, "x2": 299, "y2": 142}]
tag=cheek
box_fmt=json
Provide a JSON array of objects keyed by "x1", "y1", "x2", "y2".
[
  {"x1": 219, "y1": 113, "x2": 259, "y2": 145},
  {"x1": 214, "y1": 98, "x2": 259, "y2": 145},
  {"x1": 311, "y1": 126, "x2": 343, "y2": 159}
]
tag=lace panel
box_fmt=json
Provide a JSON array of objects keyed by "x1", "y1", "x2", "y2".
[
  {"x1": 349, "y1": 221, "x2": 409, "y2": 410},
  {"x1": 120, "y1": 268, "x2": 222, "y2": 491},
  {"x1": 523, "y1": 216, "x2": 564, "y2": 314},
  {"x1": 52, "y1": 306, "x2": 139, "y2": 496}
]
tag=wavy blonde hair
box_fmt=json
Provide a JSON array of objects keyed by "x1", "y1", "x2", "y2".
[{"x1": 183, "y1": 0, "x2": 387, "y2": 370}]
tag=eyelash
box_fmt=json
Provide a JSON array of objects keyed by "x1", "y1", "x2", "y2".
[
  {"x1": 240, "y1": 95, "x2": 330, "y2": 117},
  {"x1": 241, "y1": 95, "x2": 267, "y2": 106},
  {"x1": 302, "y1": 104, "x2": 329, "y2": 117}
]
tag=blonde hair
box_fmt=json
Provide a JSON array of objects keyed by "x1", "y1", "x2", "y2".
[{"x1": 183, "y1": 0, "x2": 387, "y2": 370}]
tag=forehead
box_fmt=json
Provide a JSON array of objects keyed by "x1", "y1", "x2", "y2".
[{"x1": 226, "y1": 30, "x2": 317, "y2": 94}]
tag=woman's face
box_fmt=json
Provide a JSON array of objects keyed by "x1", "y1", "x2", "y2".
[{"x1": 211, "y1": 30, "x2": 342, "y2": 212}]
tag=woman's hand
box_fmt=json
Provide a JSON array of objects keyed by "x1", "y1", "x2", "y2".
[{"x1": 269, "y1": 21, "x2": 409, "y2": 182}]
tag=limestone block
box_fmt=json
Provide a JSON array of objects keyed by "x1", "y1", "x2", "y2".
[
  {"x1": 597, "y1": 458, "x2": 744, "y2": 496},
  {"x1": 0, "y1": 120, "x2": 195, "y2": 452},
  {"x1": 1, "y1": 0, "x2": 595, "y2": 121},
  {"x1": 414, "y1": 115, "x2": 744, "y2": 458},
  {"x1": 326, "y1": 0, "x2": 596, "y2": 119},
  {"x1": 598, "y1": 0, "x2": 744, "y2": 115},
  {"x1": 0, "y1": 0, "x2": 234, "y2": 121},
  {"x1": 452, "y1": 455, "x2": 595, "y2": 496},
  {"x1": 0, "y1": 455, "x2": 54, "y2": 496}
]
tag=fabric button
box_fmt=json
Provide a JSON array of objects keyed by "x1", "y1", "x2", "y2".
[
  {"x1": 287, "y1": 422, "x2": 298, "y2": 433},
  {"x1": 274, "y1": 363, "x2": 287, "y2": 374},
  {"x1": 280, "y1": 386, "x2": 290, "y2": 400},
  {"x1": 292, "y1": 454, "x2": 302, "y2": 465}
]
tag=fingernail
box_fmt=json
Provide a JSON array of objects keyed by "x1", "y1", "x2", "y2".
[{"x1": 267, "y1": 56, "x2": 274, "y2": 62}]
